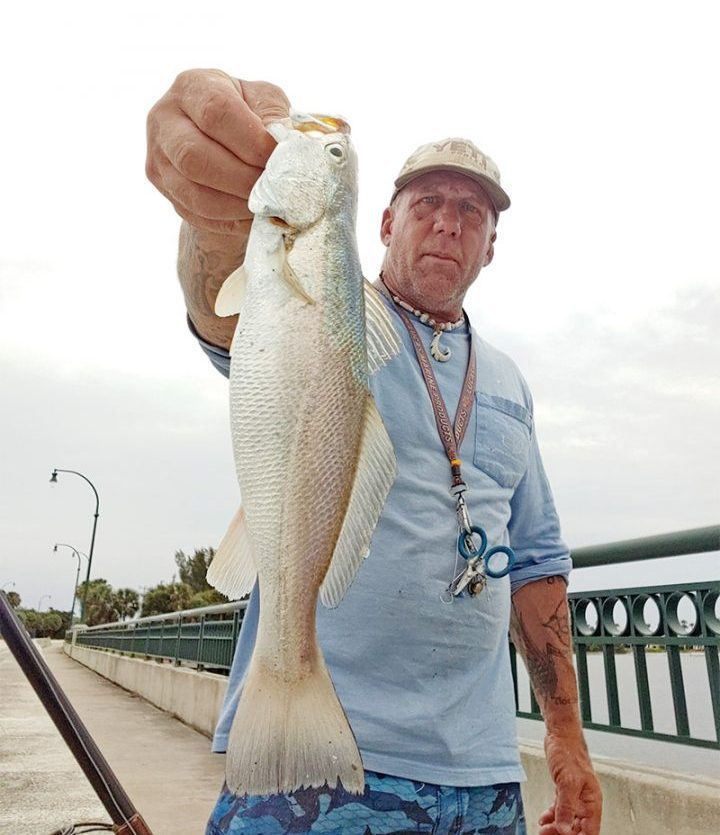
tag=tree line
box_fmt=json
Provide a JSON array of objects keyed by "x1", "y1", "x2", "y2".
[{"x1": 8, "y1": 547, "x2": 230, "y2": 634}]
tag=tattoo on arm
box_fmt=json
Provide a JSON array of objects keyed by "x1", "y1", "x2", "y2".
[
  {"x1": 188, "y1": 248, "x2": 228, "y2": 317},
  {"x1": 511, "y1": 581, "x2": 577, "y2": 707},
  {"x1": 543, "y1": 601, "x2": 571, "y2": 647},
  {"x1": 517, "y1": 628, "x2": 565, "y2": 700},
  {"x1": 177, "y1": 222, "x2": 245, "y2": 349}
]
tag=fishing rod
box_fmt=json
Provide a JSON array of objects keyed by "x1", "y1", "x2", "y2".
[{"x1": 0, "y1": 592, "x2": 153, "y2": 835}]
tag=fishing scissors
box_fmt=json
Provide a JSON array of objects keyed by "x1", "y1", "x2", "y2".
[
  {"x1": 457, "y1": 526, "x2": 515, "y2": 578},
  {"x1": 448, "y1": 527, "x2": 515, "y2": 598},
  {"x1": 445, "y1": 487, "x2": 515, "y2": 598}
]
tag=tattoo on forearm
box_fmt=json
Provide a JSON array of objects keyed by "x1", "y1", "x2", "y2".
[
  {"x1": 177, "y1": 223, "x2": 244, "y2": 348},
  {"x1": 179, "y1": 228, "x2": 232, "y2": 315},
  {"x1": 524, "y1": 639, "x2": 565, "y2": 699},
  {"x1": 511, "y1": 590, "x2": 577, "y2": 708},
  {"x1": 550, "y1": 695, "x2": 576, "y2": 706},
  {"x1": 190, "y1": 249, "x2": 227, "y2": 317},
  {"x1": 543, "y1": 601, "x2": 571, "y2": 648}
]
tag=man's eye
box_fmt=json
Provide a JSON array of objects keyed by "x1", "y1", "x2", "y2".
[
  {"x1": 461, "y1": 201, "x2": 480, "y2": 214},
  {"x1": 420, "y1": 195, "x2": 438, "y2": 204}
]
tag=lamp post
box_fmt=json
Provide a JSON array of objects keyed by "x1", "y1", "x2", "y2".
[
  {"x1": 37, "y1": 594, "x2": 52, "y2": 612},
  {"x1": 53, "y1": 544, "x2": 87, "y2": 621},
  {"x1": 49, "y1": 469, "x2": 100, "y2": 622}
]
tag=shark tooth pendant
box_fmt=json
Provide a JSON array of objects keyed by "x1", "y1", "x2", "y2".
[{"x1": 430, "y1": 329, "x2": 451, "y2": 362}]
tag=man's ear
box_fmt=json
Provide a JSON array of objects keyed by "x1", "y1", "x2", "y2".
[
  {"x1": 483, "y1": 230, "x2": 497, "y2": 267},
  {"x1": 380, "y1": 207, "x2": 393, "y2": 246}
]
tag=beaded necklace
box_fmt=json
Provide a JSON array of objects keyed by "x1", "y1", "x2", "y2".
[{"x1": 384, "y1": 287, "x2": 464, "y2": 362}]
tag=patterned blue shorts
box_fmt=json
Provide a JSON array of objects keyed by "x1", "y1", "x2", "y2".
[{"x1": 206, "y1": 770, "x2": 526, "y2": 834}]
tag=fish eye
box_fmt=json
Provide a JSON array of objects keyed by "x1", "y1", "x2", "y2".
[{"x1": 325, "y1": 143, "x2": 345, "y2": 161}]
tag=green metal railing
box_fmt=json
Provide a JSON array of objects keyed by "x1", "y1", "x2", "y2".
[
  {"x1": 71, "y1": 601, "x2": 248, "y2": 671},
  {"x1": 512, "y1": 525, "x2": 720, "y2": 749},
  {"x1": 68, "y1": 525, "x2": 719, "y2": 749}
]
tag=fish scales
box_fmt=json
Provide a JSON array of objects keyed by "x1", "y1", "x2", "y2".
[
  {"x1": 233, "y1": 231, "x2": 366, "y2": 669},
  {"x1": 207, "y1": 114, "x2": 400, "y2": 797}
]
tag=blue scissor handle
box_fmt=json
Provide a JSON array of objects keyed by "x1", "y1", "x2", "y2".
[
  {"x1": 457, "y1": 526, "x2": 515, "y2": 578},
  {"x1": 457, "y1": 525, "x2": 488, "y2": 561},
  {"x1": 483, "y1": 545, "x2": 515, "y2": 578}
]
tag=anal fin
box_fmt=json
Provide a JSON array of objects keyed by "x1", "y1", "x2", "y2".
[
  {"x1": 320, "y1": 394, "x2": 397, "y2": 607},
  {"x1": 206, "y1": 506, "x2": 257, "y2": 600}
]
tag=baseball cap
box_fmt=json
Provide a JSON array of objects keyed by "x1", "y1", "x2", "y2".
[{"x1": 391, "y1": 138, "x2": 510, "y2": 214}]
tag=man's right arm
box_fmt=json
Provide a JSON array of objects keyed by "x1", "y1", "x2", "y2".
[
  {"x1": 145, "y1": 69, "x2": 290, "y2": 349},
  {"x1": 177, "y1": 223, "x2": 246, "y2": 350}
]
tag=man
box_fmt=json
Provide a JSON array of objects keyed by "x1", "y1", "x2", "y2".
[{"x1": 146, "y1": 70, "x2": 602, "y2": 835}]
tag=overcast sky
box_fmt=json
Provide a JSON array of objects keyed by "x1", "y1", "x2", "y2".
[{"x1": 1, "y1": 1, "x2": 717, "y2": 615}]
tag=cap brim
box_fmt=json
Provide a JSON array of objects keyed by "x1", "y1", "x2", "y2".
[{"x1": 392, "y1": 165, "x2": 511, "y2": 212}]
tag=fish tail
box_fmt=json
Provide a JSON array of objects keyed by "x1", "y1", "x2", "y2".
[{"x1": 225, "y1": 654, "x2": 365, "y2": 797}]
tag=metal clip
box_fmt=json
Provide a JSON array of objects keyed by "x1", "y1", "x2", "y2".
[
  {"x1": 451, "y1": 485, "x2": 472, "y2": 535},
  {"x1": 448, "y1": 555, "x2": 486, "y2": 597}
]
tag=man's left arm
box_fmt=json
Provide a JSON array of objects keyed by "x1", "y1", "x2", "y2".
[{"x1": 510, "y1": 576, "x2": 602, "y2": 835}]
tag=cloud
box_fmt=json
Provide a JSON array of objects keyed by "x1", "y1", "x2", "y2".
[{"x1": 476, "y1": 285, "x2": 720, "y2": 588}]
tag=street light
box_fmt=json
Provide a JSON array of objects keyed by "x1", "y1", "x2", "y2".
[
  {"x1": 49, "y1": 468, "x2": 100, "y2": 622},
  {"x1": 53, "y1": 544, "x2": 87, "y2": 621},
  {"x1": 37, "y1": 594, "x2": 52, "y2": 612}
]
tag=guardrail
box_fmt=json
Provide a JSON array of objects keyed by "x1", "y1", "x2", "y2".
[
  {"x1": 69, "y1": 526, "x2": 719, "y2": 750},
  {"x1": 70, "y1": 601, "x2": 248, "y2": 671},
  {"x1": 512, "y1": 525, "x2": 719, "y2": 749}
]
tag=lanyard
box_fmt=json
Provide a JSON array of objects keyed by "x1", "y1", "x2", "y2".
[
  {"x1": 393, "y1": 305, "x2": 476, "y2": 490},
  {"x1": 379, "y1": 280, "x2": 515, "y2": 596}
]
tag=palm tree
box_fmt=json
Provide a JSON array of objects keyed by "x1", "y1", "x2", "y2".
[{"x1": 113, "y1": 588, "x2": 140, "y2": 621}]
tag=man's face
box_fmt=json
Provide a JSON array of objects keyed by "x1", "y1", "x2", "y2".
[{"x1": 380, "y1": 171, "x2": 497, "y2": 319}]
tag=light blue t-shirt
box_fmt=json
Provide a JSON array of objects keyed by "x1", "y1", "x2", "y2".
[{"x1": 194, "y1": 295, "x2": 571, "y2": 787}]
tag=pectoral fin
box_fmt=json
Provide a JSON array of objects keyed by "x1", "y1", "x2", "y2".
[
  {"x1": 363, "y1": 281, "x2": 401, "y2": 373},
  {"x1": 215, "y1": 264, "x2": 248, "y2": 317},
  {"x1": 206, "y1": 506, "x2": 257, "y2": 600},
  {"x1": 320, "y1": 395, "x2": 397, "y2": 607},
  {"x1": 281, "y1": 249, "x2": 315, "y2": 305}
]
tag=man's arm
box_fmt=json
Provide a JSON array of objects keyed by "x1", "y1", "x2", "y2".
[
  {"x1": 510, "y1": 576, "x2": 602, "y2": 835},
  {"x1": 177, "y1": 223, "x2": 245, "y2": 350},
  {"x1": 145, "y1": 69, "x2": 290, "y2": 348}
]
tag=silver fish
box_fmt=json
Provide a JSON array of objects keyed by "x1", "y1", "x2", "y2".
[{"x1": 207, "y1": 112, "x2": 400, "y2": 796}]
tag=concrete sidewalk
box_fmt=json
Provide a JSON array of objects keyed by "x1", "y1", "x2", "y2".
[{"x1": 0, "y1": 640, "x2": 225, "y2": 835}]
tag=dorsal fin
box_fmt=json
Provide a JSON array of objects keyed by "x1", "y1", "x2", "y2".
[{"x1": 363, "y1": 281, "x2": 401, "y2": 374}]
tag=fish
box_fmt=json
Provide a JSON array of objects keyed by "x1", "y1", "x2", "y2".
[{"x1": 206, "y1": 111, "x2": 401, "y2": 797}]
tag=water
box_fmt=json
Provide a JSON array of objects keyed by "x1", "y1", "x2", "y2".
[{"x1": 515, "y1": 651, "x2": 720, "y2": 779}]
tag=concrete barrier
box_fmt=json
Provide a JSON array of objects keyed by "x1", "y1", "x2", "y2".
[
  {"x1": 520, "y1": 740, "x2": 720, "y2": 835},
  {"x1": 66, "y1": 644, "x2": 720, "y2": 834},
  {"x1": 64, "y1": 643, "x2": 227, "y2": 738}
]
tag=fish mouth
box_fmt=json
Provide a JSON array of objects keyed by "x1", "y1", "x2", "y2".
[
  {"x1": 269, "y1": 216, "x2": 294, "y2": 231},
  {"x1": 290, "y1": 111, "x2": 351, "y2": 135}
]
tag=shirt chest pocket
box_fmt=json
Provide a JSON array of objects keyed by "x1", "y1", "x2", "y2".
[{"x1": 473, "y1": 393, "x2": 533, "y2": 489}]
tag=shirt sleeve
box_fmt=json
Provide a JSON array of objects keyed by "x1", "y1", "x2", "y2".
[
  {"x1": 507, "y1": 422, "x2": 572, "y2": 594},
  {"x1": 187, "y1": 315, "x2": 231, "y2": 379}
]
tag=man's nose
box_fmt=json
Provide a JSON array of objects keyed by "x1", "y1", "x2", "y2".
[{"x1": 433, "y1": 205, "x2": 461, "y2": 237}]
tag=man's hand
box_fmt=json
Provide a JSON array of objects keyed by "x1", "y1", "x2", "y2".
[
  {"x1": 538, "y1": 731, "x2": 602, "y2": 835},
  {"x1": 510, "y1": 577, "x2": 602, "y2": 834},
  {"x1": 146, "y1": 69, "x2": 289, "y2": 234},
  {"x1": 146, "y1": 70, "x2": 290, "y2": 348}
]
